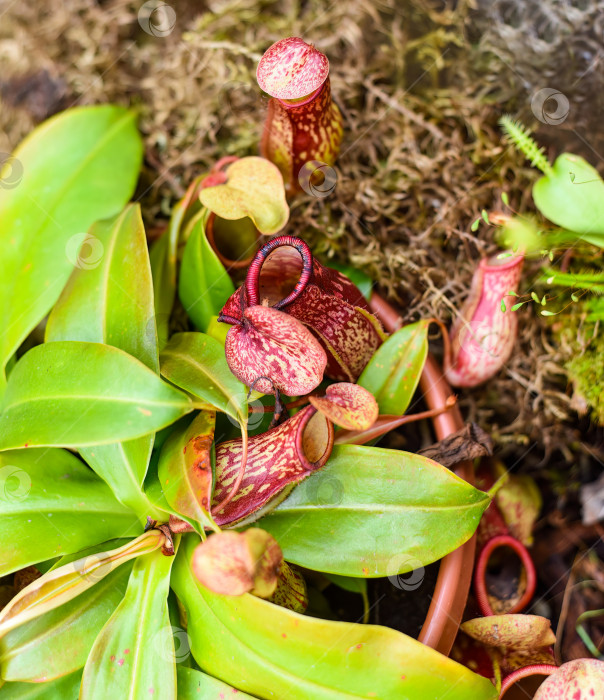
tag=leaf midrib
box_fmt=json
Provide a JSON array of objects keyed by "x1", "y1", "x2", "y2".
[
  {"x1": 273, "y1": 499, "x2": 488, "y2": 515},
  {"x1": 3, "y1": 394, "x2": 187, "y2": 411}
]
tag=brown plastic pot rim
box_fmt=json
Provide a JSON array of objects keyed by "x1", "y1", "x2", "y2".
[{"x1": 369, "y1": 292, "x2": 476, "y2": 657}]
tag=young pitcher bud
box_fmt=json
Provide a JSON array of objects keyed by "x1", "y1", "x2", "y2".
[
  {"x1": 191, "y1": 529, "x2": 283, "y2": 598},
  {"x1": 445, "y1": 252, "x2": 524, "y2": 388}
]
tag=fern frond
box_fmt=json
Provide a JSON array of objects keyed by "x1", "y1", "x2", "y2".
[{"x1": 499, "y1": 116, "x2": 552, "y2": 175}]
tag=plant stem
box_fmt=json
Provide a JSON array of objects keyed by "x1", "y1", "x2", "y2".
[{"x1": 335, "y1": 397, "x2": 457, "y2": 445}]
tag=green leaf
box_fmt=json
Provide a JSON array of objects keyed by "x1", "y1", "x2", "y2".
[
  {"x1": 150, "y1": 177, "x2": 204, "y2": 350},
  {"x1": 324, "y1": 573, "x2": 367, "y2": 595},
  {"x1": 501, "y1": 192, "x2": 509, "y2": 206},
  {"x1": 177, "y1": 666, "x2": 258, "y2": 699},
  {"x1": 0, "y1": 105, "x2": 143, "y2": 386},
  {"x1": 178, "y1": 210, "x2": 235, "y2": 333},
  {"x1": 358, "y1": 320, "x2": 429, "y2": 415},
  {"x1": 81, "y1": 546, "x2": 177, "y2": 700},
  {"x1": 0, "y1": 341, "x2": 191, "y2": 450},
  {"x1": 481, "y1": 209, "x2": 490, "y2": 224},
  {"x1": 172, "y1": 536, "x2": 497, "y2": 700},
  {"x1": 257, "y1": 444, "x2": 490, "y2": 576},
  {"x1": 46, "y1": 204, "x2": 159, "y2": 516},
  {"x1": 0, "y1": 671, "x2": 81, "y2": 699},
  {"x1": 471, "y1": 218, "x2": 480, "y2": 232},
  {"x1": 0, "y1": 448, "x2": 140, "y2": 577},
  {"x1": 160, "y1": 333, "x2": 247, "y2": 424},
  {"x1": 80, "y1": 442, "x2": 159, "y2": 521},
  {"x1": 158, "y1": 411, "x2": 217, "y2": 532},
  {"x1": 533, "y1": 153, "x2": 604, "y2": 247},
  {"x1": 0, "y1": 561, "x2": 132, "y2": 682},
  {"x1": 46, "y1": 204, "x2": 158, "y2": 371}
]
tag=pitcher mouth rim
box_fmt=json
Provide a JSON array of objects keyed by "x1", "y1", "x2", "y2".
[{"x1": 482, "y1": 251, "x2": 524, "y2": 272}]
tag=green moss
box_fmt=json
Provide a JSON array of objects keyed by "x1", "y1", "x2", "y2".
[{"x1": 566, "y1": 330, "x2": 604, "y2": 425}]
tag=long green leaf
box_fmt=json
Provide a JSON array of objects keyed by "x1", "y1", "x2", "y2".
[
  {"x1": 178, "y1": 210, "x2": 235, "y2": 333},
  {"x1": 0, "y1": 448, "x2": 140, "y2": 577},
  {"x1": 0, "y1": 105, "x2": 143, "y2": 385},
  {"x1": 172, "y1": 536, "x2": 497, "y2": 700},
  {"x1": 46, "y1": 204, "x2": 160, "y2": 516},
  {"x1": 0, "y1": 341, "x2": 191, "y2": 450},
  {"x1": 46, "y1": 204, "x2": 158, "y2": 371},
  {"x1": 160, "y1": 332, "x2": 246, "y2": 424},
  {"x1": 0, "y1": 561, "x2": 132, "y2": 682},
  {"x1": 149, "y1": 176, "x2": 204, "y2": 350},
  {"x1": 257, "y1": 444, "x2": 490, "y2": 576},
  {"x1": 177, "y1": 666, "x2": 258, "y2": 699},
  {"x1": 80, "y1": 546, "x2": 177, "y2": 700},
  {"x1": 358, "y1": 320, "x2": 428, "y2": 415},
  {"x1": 0, "y1": 671, "x2": 81, "y2": 699}
]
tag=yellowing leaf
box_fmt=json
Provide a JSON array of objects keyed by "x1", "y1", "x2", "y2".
[
  {"x1": 199, "y1": 157, "x2": 289, "y2": 235},
  {"x1": 0, "y1": 532, "x2": 164, "y2": 638}
]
